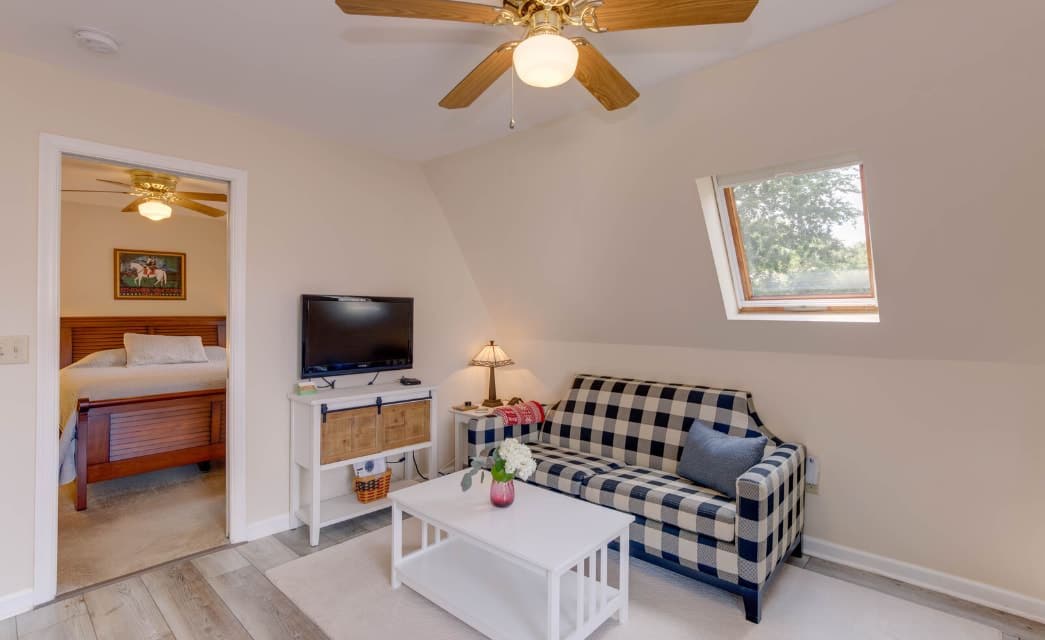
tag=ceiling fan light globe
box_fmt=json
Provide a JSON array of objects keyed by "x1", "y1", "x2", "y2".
[
  {"x1": 138, "y1": 200, "x2": 172, "y2": 221},
  {"x1": 513, "y1": 33, "x2": 578, "y2": 88}
]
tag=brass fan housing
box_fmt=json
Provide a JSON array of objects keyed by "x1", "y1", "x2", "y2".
[
  {"x1": 530, "y1": 6, "x2": 564, "y2": 35},
  {"x1": 500, "y1": 0, "x2": 605, "y2": 33},
  {"x1": 129, "y1": 170, "x2": 178, "y2": 203}
]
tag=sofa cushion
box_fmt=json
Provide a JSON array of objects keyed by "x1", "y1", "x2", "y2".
[
  {"x1": 526, "y1": 442, "x2": 624, "y2": 496},
  {"x1": 543, "y1": 374, "x2": 772, "y2": 475},
  {"x1": 677, "y1": 420, "x2": 768, "y2": 499},
  {"x1": 580, "y1": 466, "x2": 737, "y2": 543}
]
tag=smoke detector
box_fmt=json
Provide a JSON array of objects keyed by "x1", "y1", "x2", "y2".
[{"x1": 74, "y1": 28, "x2": 119, "y2": 54}]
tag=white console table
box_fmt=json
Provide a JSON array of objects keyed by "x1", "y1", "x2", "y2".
[{"x1": 289, "y1": 383, "x2": 438, "y2": 546}]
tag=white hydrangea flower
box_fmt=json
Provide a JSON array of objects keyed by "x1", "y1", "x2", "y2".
[{"x1": 496, "y1": 438, "x2": 536, "y2": 481}]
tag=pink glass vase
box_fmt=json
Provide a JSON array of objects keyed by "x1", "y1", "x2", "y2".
[{"x1": 489, "y1": 479, "x2": 515, "y2": 508}]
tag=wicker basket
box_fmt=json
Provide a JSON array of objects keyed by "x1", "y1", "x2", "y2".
[{"x1": 353, "y1": 469, "x2": 392, "y2": 504}]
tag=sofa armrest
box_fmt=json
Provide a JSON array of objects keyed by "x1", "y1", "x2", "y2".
[
  {"x1": 466, "y1": 416, "x2": 543, "y2": 466},
  {"x1": 735, "y1": 443, "x2": 806, "y2": 588}
]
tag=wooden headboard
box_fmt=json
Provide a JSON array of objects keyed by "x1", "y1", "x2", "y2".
[{"x1": 60, "y1": 316, "x2": 226, "y2": 367}]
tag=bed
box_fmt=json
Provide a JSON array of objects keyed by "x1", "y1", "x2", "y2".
[{"x1": 59, "y1": 316, "x2": 227, "y2": 511}]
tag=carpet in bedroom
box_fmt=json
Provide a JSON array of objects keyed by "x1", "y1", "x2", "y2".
[
  {"x1": 266, "y1": 518, "x2": 1002, "y2": 640},
  {"x1": 58, "y1": 463, "x2": 227, "y2": 594}
]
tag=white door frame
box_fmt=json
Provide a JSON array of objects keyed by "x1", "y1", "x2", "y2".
[{"x1": 34, "y1": 134, "x2": 248, "y2": 605}]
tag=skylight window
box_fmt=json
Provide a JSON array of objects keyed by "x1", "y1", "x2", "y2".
[{"x1": 698, "y1": 157, "x2": 879, "y2": 322}]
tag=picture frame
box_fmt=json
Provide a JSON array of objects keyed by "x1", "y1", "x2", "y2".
[{"x1": 113, "y1": 249, "x2": 187, "y2": 300}]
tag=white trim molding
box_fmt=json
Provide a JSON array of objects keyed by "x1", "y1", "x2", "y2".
[
  {"x1": 245, "y1": 513, "x2": 294, "y2": 542},
  {"x1": 804, "y1": 536, "x2": 1045, "y2": 624},
  {"x1": 0, "y1": 588, "x2": 34, "y2": 622},
  {"x1": 34, "y1": 134, "x2": 249, "y2": 607}
]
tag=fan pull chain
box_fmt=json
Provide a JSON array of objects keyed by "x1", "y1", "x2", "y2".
[{"x1": 509, "y1": 64, "x2": 517, "y2": 130}]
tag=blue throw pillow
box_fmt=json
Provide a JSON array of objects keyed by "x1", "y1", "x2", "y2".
[{"x1": 677, "y1": 420, "x2": 768, "y2": 499}]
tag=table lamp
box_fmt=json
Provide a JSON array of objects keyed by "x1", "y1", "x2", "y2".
[{"x1": 470, "y1": 340, "x2": 514, "y2": 408}]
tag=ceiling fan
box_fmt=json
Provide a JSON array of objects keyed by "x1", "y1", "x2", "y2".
[
  {"x1": 335, "y1": 0, "x2": 759, "y2": 111},
  {"x1": 62, "y1": 169, "x2": 227, "y2": 221}
]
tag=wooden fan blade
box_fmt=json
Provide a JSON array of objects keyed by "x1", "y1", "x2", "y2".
[
  {"x1": 571, "y1": 38, "x2": 639, "y2": 111},
  {"x1": 173, "y1": 191, "x2": 228, "y2": 202},
  {"x1": 171, "y1": 196, "x2": 226, "y2": 218},
  {"x1": 335, "y1": 0, "x2": 501, "y2": 24},
  {"x1": 440, "y1": 41, "x2": 519, "y2": 109},
  {"x1": 122, "y1": 197, "x2": 148, "y2": 213},
  {"x1": 97, "y1": 179, "x2": 133, "y2": 187},
  {"x1": 593, "y1": 0, "x2": 758, "y2": 31},
  {"x1": 61, "y1": 190, "x2": 133, "y2": 194}
]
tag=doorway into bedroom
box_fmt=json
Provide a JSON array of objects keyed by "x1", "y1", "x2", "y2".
[{"x1": 55, "y1": 155, "x2": 231, "y2": 595}]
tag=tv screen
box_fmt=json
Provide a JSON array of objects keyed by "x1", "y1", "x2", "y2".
[{"x1": 300, "y1": 295, "x2": 413, "y2": 378}]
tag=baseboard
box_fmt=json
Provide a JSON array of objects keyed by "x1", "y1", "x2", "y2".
[
  {"x1": 0, "y1": 588, "x2": 33, "y2": 622},
  {"x1": 803, "y1": 536, "x2": 1045, "y2": 624},
  {"x1": 245, "y1": 512, "x2": 294, "y2": 541}
]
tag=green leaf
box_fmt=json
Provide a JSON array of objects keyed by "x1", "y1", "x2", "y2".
[
  {"x1": 490, "y1": 464, "x2": 513, "y2": 483},
  {"x1": 460, "y1": 466, "x2": 480, "y2": 492}
]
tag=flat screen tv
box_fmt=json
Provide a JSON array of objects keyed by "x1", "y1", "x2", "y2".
[{"x1": 300, "y1": 295, "x2": 413, "y2": 379}]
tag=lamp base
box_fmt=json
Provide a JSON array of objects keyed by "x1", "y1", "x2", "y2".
[{"x1": 482, "y1": 398, "x2": 504, "y2": 408}]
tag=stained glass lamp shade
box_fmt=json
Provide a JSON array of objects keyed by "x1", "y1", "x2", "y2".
[{"x1": 470, "y1": 340, "x2": 514, "y2": 408}]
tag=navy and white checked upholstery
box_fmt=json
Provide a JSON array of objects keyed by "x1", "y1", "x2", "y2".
[
  {"x1": 736, "y1": 443, "x2": 805, "y2": 585},
  {"x1": 581, "y1": 466, "x2": 737, "y2": 542},
  {"x1": 542, "y1": 374, "x2": 774, "y2": 475},
  {"x1": 526, "y1": 442, "x2": 624, "y2": 496},
  {"x1": 631, "y1": 443, "x2": 804, "y2": 589},
  {"x1": 631, "y1": 515, "x2": 743, "y2": 584},
  {"x1": 466, "y1": 415, "x2": 543, "y2": 466},
  {"x1": 463, "y1": 373, "x2": 805, "y2": 614}
]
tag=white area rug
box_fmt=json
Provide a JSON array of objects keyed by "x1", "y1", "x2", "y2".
[{"x1": 267, "y1": 519, "x2": 1000, "y2": 640}]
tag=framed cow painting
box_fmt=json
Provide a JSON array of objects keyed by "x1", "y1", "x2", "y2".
[{"x1": 114, "y1": 249, "x2": 187, "y2": 300}]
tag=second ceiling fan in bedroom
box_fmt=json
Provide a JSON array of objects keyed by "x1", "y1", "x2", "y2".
[
  {"x1": 335, "y1": 0, "x2": 760, "y2": 111},
  {"x1": 62, "y1": 169, "x2": 227, "y2": 222}
]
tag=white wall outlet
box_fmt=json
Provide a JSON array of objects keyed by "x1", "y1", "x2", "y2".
[
  {"x1": 0, "y1": 336, "x2": 29, "y2": 364},
  {"x1": 805, "y1": 454, "x2": 820, "y2": 486}
]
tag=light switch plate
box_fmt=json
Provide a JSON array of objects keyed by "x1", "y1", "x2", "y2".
[{"x1": 0, "y1": 336, "x2": 29, "y2": 364}]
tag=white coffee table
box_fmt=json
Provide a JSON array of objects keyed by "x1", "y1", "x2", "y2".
[{"x1": 389, "y1": 471, "x2": 634, "y2": 640}]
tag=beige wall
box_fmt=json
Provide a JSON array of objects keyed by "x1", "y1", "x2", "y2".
[
  {"x1": 0, "y1": 49, "x2": 492, "y2": 599},
  {"x1": 60, "y1": 201, "x2": 228, "y2": 317},
  {"x1": 425, "y1": 0, "x2": 1045, "y2": 601}
]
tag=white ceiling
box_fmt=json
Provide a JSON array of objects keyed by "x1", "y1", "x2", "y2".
[
  {"x1": 1, "y1": 0, "x2": 894, "y2": 161},
  {"x1": 61, "y1": 155, "x2": 228, "y2": 219}
]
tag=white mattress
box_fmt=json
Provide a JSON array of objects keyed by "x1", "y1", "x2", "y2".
[{"x1": 58, "y1": 351, "x2": 228, "y2": 484}]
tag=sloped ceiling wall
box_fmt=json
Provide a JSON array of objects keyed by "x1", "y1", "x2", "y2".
[{"x1": 425, "y1": 0, "x2": 1045, "y2": 365}]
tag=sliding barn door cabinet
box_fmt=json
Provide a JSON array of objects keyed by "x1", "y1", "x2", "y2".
[{"x1": 289, "y1": 383, "x2": 438, "y2": 546}]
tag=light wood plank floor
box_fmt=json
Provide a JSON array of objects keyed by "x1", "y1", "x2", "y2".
[{"x1": 12, "y1": 509, "x2": 1043, "y2": 639}]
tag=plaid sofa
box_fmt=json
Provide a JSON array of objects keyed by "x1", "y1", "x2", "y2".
[{"x1": 467, "y1": 374, "x2": 805, "y2": 623}]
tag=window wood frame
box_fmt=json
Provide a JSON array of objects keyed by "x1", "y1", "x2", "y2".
[{"x1": 720, "y1": 163, "x2": 878, "y2": 314}]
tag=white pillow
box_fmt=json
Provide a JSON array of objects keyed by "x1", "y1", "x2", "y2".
[
  {"x1": 205, "y1": 346, "x2": 227, "y2": 362},
  {"x1": 124, "y1": 333, "x2": 208, "y2": 366},
  {"x1": 69, "y1": 348, "x2": 127, "y2": 368}
]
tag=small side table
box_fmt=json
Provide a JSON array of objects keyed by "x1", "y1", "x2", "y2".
[{"x1": 448, "y1": 405, "x2": 493, "y2": 471}]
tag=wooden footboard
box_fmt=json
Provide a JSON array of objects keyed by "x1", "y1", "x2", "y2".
[{"x1": 75, "y1": 388, "x2": 226, "y2": 511}]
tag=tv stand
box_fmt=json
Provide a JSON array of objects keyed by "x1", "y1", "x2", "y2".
[{"x1": 288, "y1": 382, "x2": 438, "y2": 546}]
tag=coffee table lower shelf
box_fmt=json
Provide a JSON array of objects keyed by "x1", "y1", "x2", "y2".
[{"x1": 396, "y1": 537, "x2": 622, "y2": 640}]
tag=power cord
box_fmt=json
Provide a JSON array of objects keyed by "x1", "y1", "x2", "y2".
[
  {"x1": 411, "y1": 451, "x2": 428, "y2": 481},
  {"x1": 314, "y1": 376, "x2": 335, "y2": 389},
  {"x1": 367, "y1": 372, "x2": 380, "y2": 385}
]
